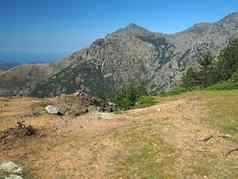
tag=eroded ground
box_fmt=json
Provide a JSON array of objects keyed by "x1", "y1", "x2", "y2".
[{"x1": 0, "y1": 91, "x2": 238, "y2": 179}]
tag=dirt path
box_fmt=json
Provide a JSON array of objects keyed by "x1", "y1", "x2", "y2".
[{"x1": 0, "y1": 94, "x2": 237, "y2": 178}]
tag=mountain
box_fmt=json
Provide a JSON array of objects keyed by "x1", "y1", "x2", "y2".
[
  {"x1": 1, "y1": 12, "x2": 238, "y2": 97},
  {"x1": 0, "y1": 64, "x2": 52, "y2": 96}
]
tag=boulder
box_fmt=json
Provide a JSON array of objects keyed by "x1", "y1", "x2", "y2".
[
  {"x1": 0, "y1": 161, "x2": 23, "y2": 179},
  {"x1": 45, "y1": 105, "x2": 59, "y2": 115}
]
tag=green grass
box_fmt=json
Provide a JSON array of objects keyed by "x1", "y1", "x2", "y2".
[
  {"x1": 159, "y1": 86, "x2": 202, "y2": 97},
  {"x1": 206, "y1": 81, "x2": 238, "y2": 91}
]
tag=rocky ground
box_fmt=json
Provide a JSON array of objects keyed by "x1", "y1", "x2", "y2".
[{"x1": 0, "y1": 91, "x2": 238, "y2": 178}]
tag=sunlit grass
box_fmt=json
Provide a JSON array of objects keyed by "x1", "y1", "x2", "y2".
[
  {"x1": 110, "y1": 119, "x2": 176, "y2": 179},
  {"x1": 200, "y1": 90, "x2": 238, "y2": 141}
]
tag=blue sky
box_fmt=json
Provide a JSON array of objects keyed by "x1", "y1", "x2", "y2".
[{"x1": 0, "y1": 0, "x2": 238, "y2": 61}]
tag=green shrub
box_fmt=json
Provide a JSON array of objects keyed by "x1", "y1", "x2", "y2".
[
  {"x1": 231, "y1": 68, "x2": 238, "y2": 82},
  {"x1": 134, "y1": 96, "x2": 157, "y2": 108},
  {"x1": 114, "y1": 85, "x2": 148, "y2": 110}
]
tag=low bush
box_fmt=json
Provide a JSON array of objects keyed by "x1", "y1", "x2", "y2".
[
  {"x1": 134, "y1": 96, "x2": 157, "y2": 108},
  {"x1": 114, "y1": 85, "x2": 150, "y2": 110}
]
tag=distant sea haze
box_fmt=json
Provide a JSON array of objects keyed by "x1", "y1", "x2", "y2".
[{"x1": 0, "y1": 52, "x2": 69, "y2": 64}]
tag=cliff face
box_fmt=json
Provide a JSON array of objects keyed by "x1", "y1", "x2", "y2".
[{"x1": 1, "y1": 12, "x2": 238, "y2": 97}]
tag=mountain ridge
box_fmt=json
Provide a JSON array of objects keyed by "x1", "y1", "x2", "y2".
[{"x1": 1, "y1": 12, "x2": 238, "y2": 97}]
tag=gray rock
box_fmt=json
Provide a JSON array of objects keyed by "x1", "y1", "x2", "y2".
[
  {"x1": 45, "y1": 105, "x2": 59, "y2": 114},
  {"x1": 0, "y1": 161, "x2": 23, "y2": 179},
  {"x1": 5, "y1": 175, "x2": 23, "y2": 179}
]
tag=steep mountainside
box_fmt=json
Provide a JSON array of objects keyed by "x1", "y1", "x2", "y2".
[
  {"x1": 0, "y1": 64, "x2": 52, "y2": 96},
  {"x1": 1, "y1": 12, "x2": 238, "y2": 97}
]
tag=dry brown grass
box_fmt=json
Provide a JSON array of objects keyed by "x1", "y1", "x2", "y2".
[{"x1": 0, "y1": 92, "x2": 238, "y2": 179}]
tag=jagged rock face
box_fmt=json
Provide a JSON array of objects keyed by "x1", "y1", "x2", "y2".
[{"x1": 1, "y1": 12, "x2": 238, "y2": 97}]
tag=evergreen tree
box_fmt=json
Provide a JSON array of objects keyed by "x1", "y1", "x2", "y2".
[
  {"x1": 216, "y1": 39, "x2": 238, "y2": 81},
  {"x1": 197, "y1": 53, "x2": 217, "y2": 87},
  {"x1": 182, "y1": 67, "x2": 199, "y2": 88}
]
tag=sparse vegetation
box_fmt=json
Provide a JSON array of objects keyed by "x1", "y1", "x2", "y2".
[
  {"x1": 0, "y1": 121, "x2": 37, "y2": 144},
  {"x1": 110, "y1": 119, "x2": 176, "y2": 178},
  {"x1": 134, "y1": 96, "x2": 157, "y2": 108},
  {"x1": 202, "y1": 91, "x2": 238, "y2": 141},
  {"x1": 1, "y1": 91, "x2": 238, "y2": 178},
  {"x1": 114, "y1": 85, "x2": 157, "y2": 110}
]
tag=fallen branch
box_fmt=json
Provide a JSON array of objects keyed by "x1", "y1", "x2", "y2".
[
  {"x1": 199, "y1": 135, "x2": 214, "y2": 142},
  {"x1": 226, "y1": 147, "x2": 238, "y2": 156},
  {"x1": 218, "y1": 134, "x2": 232, "y2": 139}
]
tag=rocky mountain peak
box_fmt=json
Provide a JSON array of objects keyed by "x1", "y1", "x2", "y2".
[
  {"x1": 126, "y1": 22, "x2": 144, "y2": 29},
  {"x1": 112, "y1": 23, "x2": 152, "y2": 37}
]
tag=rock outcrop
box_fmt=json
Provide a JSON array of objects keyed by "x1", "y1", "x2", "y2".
[{"x1": 0, "y1": 161, "x2": 24, "y2": 179}]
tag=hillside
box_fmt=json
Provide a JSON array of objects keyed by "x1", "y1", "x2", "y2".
[
  {"x1": 0, "y1": 64, "x2": 52, "y2": 96},
  {"x1": 0, "y1": 90, "x2": 238, "y2": 178},
  {"x1": 1, "y1": 12, "x2": 238, "y2": 97},
  {"x1": 32, "y1": 12, "x2": 238, "y2": 97}
]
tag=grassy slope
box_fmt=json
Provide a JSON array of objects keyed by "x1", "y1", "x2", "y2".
[
  {"x1": 0, "y1": 91, "x2": 238, "y2": 179},
  {"x1": 0, "y1": 64, "x2": 51, "y2": 95},
  {"x1": 109, "y1": 90, "x2": 238, "y2": 179},
  {"x1": 201, "y1": 91, "x2": 238, "y2": 141}
]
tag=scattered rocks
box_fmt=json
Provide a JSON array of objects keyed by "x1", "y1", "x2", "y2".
[
  {"x1": 0, "y1": 161, "x2": 24, "y2": 179},
  {"x1": 55, "y1": 94, "x2": 90, "y2": 116},
  {"x1": 45, "y1": 90, "x2": 117, "y2": 117},
  {"x1": 97, "y1": 102, "x2": 116, "y2": 113},
  {"x1": 43, "y1": 89, "x2": 117, "y2": 117}
]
